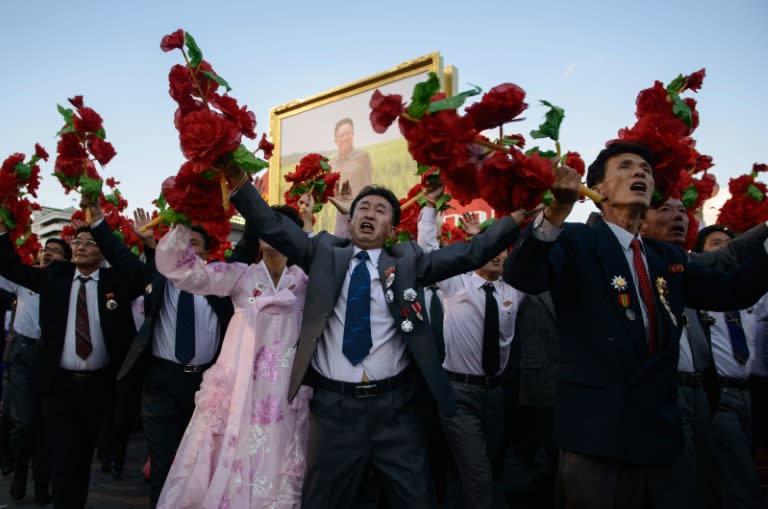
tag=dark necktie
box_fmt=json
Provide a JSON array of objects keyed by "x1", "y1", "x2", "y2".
[
  {"x1": 342, "y1": 251, "x2": 372, "y2": 365},
  {"x1": 482, "y1": 282, "x2": 500, "y2": 375},
  {"x1": 428, "y1": 285, "x2": 445, "y2": 362},
  {"x1": 175, "y1": 290, "x2": 196, "y2": 364},
  {"x1": 75, "y1": 276, "x2": 93, "y2": 359},
  {"x1": 724, "y1": 310, "x2": 749, "y2": 365},
  {"x1": 630, "y1": 239, "x2": 657, "y2": 354}
]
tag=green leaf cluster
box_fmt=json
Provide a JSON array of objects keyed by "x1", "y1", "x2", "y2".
[
  {"x1": 201, "y1": 70, "x2": 232, "y2": 92},
  {"x1": 158, "y1": 207, "x2": 191, "y2": 227},
  {"x1": 231, "y1": 145, "x2": 268, "y2": 174},
  {"x1": 406, "y1": 73, "x2": 441, "y2": 120},
  {"x1": 681, "y1": 186, "x2": 698, "y2": 209},
  {"x1": 530, "y1": 100, "x2": 565, "y2": 142},
  {"x1": 56, "y1": 104, "x2": 75, "y2": 135},
  {"x1": 79, "y1": 175, "x2": 103, "y2": 202},
  {"x1": 0, "y1": 207, "x2": 16, "y2": 229},
  {"x1": 525, "y1": 147, "x2": 557, "y2": 159},
  {"x1": 14, "y1": 162, "x2": 31, "y2": 179},
  {"x1": 185, "y1": 32, "x2": 203, "y2": 68},
  {"x1": 669, "y1": 93, "x2": 693, "y2": 128},
  {"x1": 428, "y1": 84, "x2": 482, "y2": 114},
  {"x1": 747, "y1": 184, "x2": 765, "y2": 202}
]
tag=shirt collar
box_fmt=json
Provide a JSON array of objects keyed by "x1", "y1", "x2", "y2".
[
  {"x1": 73, "y1": 268, "x2": 100, "y2": 282},
  {"x1": 604, "y1": 221, "x2": 643, "y2": 253},
  {"x1": 352, "y1": 246, "x2": 382, "y2": 266},
  {"x1": 471, "y1": 271, "x2": 499, "y2": 289}
]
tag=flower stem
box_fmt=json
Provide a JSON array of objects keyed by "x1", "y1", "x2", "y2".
[
  {"x1": 401, "y1": 191, "x2": 426, "y2": 210},
  {"x1": 181, "y1": 48, "x2": 209, "y2": 109},
  {"x1": 138, "y1": 216, "x2": 161, "y2": 233}
]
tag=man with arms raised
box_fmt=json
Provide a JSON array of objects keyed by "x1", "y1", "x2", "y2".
[{"x1": 504, "y1": 141, "x2": 768, "y2": 508}]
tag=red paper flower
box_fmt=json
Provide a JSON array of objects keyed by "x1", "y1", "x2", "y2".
[
  {"x1": 717, "y1": 172, "x2": 768, "y2": 233},
  {"x1": 160, "y1": 29, "x2": 185, "y2": 52},
  {"x1": 87, "y1": 137, "x2": 117, "y2": 165},
  {"x1": 73, "y1": 107, "x2": 103, "y2": 133},
  {"x1": 283, "y1": 153, "x2": 340, "y2": 213},
  {"x1": 477, "y1": 150, "x2": 555, "y2": 215},
  {"x1": 682, "y1": 69, "x2": 706, "y2": 93},
  {"x1": 440, "y1": 222, "x2": 467, "y2": 245},
  {"x1": 563, "y1": 151, "x2": 585, "y2": 176},
  {"x1": 464, "y1": 83, "x2": 527, "y2": 132},
  {"x1": 369, "y1": 90, "x2": 403, "y2": 134},
  {"x1": 177, "y1": 109, "x2": 242, "y2": 173},
  {"x1": 258, "y1": 133, "x2": 274, "y2": 160}
]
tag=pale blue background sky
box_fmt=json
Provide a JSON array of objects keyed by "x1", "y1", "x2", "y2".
[{"x1": 2, "y1": 0, "x2": 766, "y2": 223}]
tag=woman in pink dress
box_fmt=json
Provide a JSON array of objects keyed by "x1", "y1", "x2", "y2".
[{"x1": 155, "y1": 205, "x2": 312, "y2": 509}]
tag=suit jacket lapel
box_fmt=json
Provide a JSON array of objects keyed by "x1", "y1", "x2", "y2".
[
  {"x1": 594, "y1": 220, "x2": 648, "y2": 357},
  {"x1": 644, "y1": 247, "x2": 675, "y2": 351}
]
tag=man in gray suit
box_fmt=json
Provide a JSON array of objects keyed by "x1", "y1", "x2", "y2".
[{"x1": 227, "y1": 171, "x2": 522, "y2": 509}]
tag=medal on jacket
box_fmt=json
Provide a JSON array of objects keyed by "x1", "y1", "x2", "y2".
[
  {"x1": 384, "y1": 266, "x2": 396, "y2": 289},
  {"x1": 611, "y1": 275, "x2": 633, "y2": 319},
  {"x1": 105, "y1": 292, "x2": 118, "y2": 311},
  {"x1": 655, "y1": 276, "x2": 677, "y2": 327},
  {"x1": 410, "y1": 302, "x2": 424, "y2": 321},
  {"x1": 385, "y1": 289, "x2": 394, "y2": 303},
  {"x1": 403, "y1": 288, "x2": 417, "y2": 302},
  {"x1": 400, "y1": 307, "x2": 414, "y2": 332}
]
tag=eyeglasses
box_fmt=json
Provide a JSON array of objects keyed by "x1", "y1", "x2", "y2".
[
  {"x1": 71, "y1": 239, "x2": 98, "y2": 248},
  {"x1": 43, "y1": 246, "x2": 66, "y2": 255}
]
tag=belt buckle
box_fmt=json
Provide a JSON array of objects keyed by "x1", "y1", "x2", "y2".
[
  {"x1": 354, "y1": 383, "x2": 377, "y2": 399},
  {"x1": 183, "y1": 364, "x2": 200, "y2": 374},
  {"x1": 71, "y1": 371, "x2": 90, "y2": 379}
]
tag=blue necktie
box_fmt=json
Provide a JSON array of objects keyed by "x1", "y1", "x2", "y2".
[
  {"x1": 724, "y1": 310, "x2": 749, "y2": 365},
  {"x1": 342, "y1": 251, "x2": 372, "y2": 365},
  {"x1": 175, "y1": 290, "x2": 196, "y2": 364}
]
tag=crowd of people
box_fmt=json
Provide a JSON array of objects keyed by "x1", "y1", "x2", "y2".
[{"x1": 0, "y1": 140, "x2": 767, "y2": 509}]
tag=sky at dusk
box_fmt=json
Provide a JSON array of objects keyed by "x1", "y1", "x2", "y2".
[{"x1": 2, "y1": 0, "x2": 766, "y2": 223}]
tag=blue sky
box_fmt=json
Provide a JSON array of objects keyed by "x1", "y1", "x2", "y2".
[{"x1": 2, "y1": 0, "x2": 766, "y2": 223}]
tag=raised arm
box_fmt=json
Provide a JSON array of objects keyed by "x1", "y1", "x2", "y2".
[
  {"x1": 155, "y1": 225, "x2": 247, "y2": 298},
  {"x1": 689, "y1": 222, "x2": 768, "y2": 271},
  {"x1": 0, "y1": 220, "x2": 43, "y2": 293}
]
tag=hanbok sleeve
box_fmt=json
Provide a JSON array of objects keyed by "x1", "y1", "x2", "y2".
[{"x1": 155, "y1": 224, "x2": 247, "y2": 298}]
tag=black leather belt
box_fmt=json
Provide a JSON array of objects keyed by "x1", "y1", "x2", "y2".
[
  {"x1": 59, "y1": 367, "x2": 109, "y2": 380},
  {"x1": 678, "y1": 371, "x2": 704, "y2": 387},
  {"x1": 720, "y1": 377, "x2": 749, "y2": 390},
  {"x1": 308, "y1": 368, "x2": 410, "y2": 399},
  {"x1": 445, "y1": 370, "x2": 502, "y2": 388},
  {"x1": 153, "y1": 356, "x2": 212, "y2": 374}
]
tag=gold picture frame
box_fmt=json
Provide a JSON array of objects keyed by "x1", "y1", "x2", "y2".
[{"x1": 268, "y1": 52, "x2": 451, "y2": 234}]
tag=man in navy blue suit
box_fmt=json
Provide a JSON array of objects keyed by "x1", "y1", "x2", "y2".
[{"x1": 503, "y1": 141, "x2": 768, "y2": 508}]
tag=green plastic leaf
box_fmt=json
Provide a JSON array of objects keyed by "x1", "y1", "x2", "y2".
[
  {"x1": 158, "y1": 207, "x2": 191, "y2": 227},
  {"x1": 79, "y1": 175, "x2": 103, "y2": 201},
  {"x1": 0, "y1": 207, "x2": 16, "y2": 229},
  {"x1": 681, "y1": 186, "x2": 698, "y2": 209},
  {"x1": 502, "y1": 136, "x2": 522, "y2": 147},
  {"x1": 435, "y1": 193, "x2": 452, "y2": 211},
  {"x1": 529, "y1": 100, "x2": 565, "y2": 142},
  {"x1": 232, "y1": 145, "x2": 268, "y2": 174},
  {"x1": 53, "y1": 172, "x2": 78, "y2": 189},
  {"x1": 104, "y1": 193, "x2": 120, "y2": 207},
  {"x1": 416, "y1": 164, "x2": 434, "y2": 175},
  {"x1": 14, "y1": 162, "x2": 32, "y2": 179},
  {"x1": 747, "y1": 184, "x2": 765, "y2": 202},
  {"x1": 113, "y1": 230, "x2": 125, "y2": 242},
  {"x1": 57, "y1": 125, "x2": 76, "y2": 136},
  {"x1": 541, "y1": 190, "x2": 554, "y2": 207},
  {"x1": 406, "y1": 73, "x2": 441, "y2": 120},
  {"x1": 669, "y1": 93, "x2": 693, "y2": 127},
  {"x1": 57, "y1": 104, "x2": 74, "y2": 125},
  {"x1": 428, "y1": 84, "x2": 482, "y2": 114},
  {"x1": 319, "y1": 159, "x2": 332, "y2": 172},
  {"x1": 185, "y1": 32, "x2": 203, "y2": 68},
  {"x1": 201, "y1": 70, "x2": 232, "y2": 92},
  {"x1": 94, "y1": 128, "x2": 106, "y2": 140},
  {"x1": 224, "y1": 248, "x2": 233, "y2": 258},
  {"x1": 525, "y1": 147, "x2": 558, "y2": 159},
  {"x1": 479, "y1": 218, "x2": 495, "y2": 233},
  {"x1": 131, "y1": 245, "x2": 140, "y2": 256},
  {"x1": 155, "y1": 193, "x2": 168, "y2": 210},
  {"x1": 15, "y1": 235, "x2": 27, "y2": 247},
  {"x1": 28, "y1": 155, "x2": 40, "y2": 166},
  {"x1": 201, "y1": 170, "x2": 217, "y2": 180},
  {"x1": 312, "y1": 203, "x2": 324, "y2": 214},
  {"x1": 396, "y1": 231, "x2": 412, "y2": 243},
  {"x1": 652, "y1": 188, "x2": 664, "y2": 205},
  {"x1": 666, "y1": 74, "x2": 685, "y2": 94}
]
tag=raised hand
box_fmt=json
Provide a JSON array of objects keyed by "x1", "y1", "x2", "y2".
[
  {"x1": 297, "y1": 193, "x2": 315, "y2": 233},
  {"x1": 80, "y1": 194, "x2": 104, "y2": 222},
  {"x1": 132, "y1": 208, "x2": 157, "y2": 249},
  {"x1": 461, "y1": 211, "x2": 482, "y2": 236}
]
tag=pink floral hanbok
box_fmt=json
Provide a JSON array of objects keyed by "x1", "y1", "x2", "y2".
[{"x1": 155, "y1": 225, "x2": 311, "y2": 509}]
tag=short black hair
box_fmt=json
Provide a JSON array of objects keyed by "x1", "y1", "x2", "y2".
[
  {"x1": 46, "y1": 237, "x2": 72, "y2": 260},
  {"x1": 74, "y1": 226, "x2": 91, "y2": 237},
  {"x1": 692, "y1": 224, "x2": 735, "y2": 253},
  {"x1": 349, "y1": 185, "x2": 401, "y2": 226},
  {"x1": 272, "y1": 205, "x2": 304, "y2": 228},
  {"x1": 190, "y1": 225, "x2": 212, "y2": 252},
  {"x1": 586, "y1": 140, "x2": 656, "y2": 189},
  {"x1": 334, "y1": 117, "x2": 353, "y2": 137}
]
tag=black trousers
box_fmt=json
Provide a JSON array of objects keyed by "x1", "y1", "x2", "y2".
[
  {"x1": 4, "y1": 335, "x2": 50, "y2": 488},
  {"x1": 43, "y1": 368, "x2": 111, "y2": 509},
  {"x1": 302, "y1": 381, "x2": 434, "y2": 509},
  {"x1": 142, "y1": 358, "x2": 205, "y2": 506}
]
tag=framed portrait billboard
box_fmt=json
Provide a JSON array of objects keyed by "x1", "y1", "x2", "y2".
[{"x1": 268, "y1": 52, "x2": 459, "y2": 235}]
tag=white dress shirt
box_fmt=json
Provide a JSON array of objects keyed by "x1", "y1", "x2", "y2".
[
  {"x1": 0, "y1": 276, "x2": 40, "y2": 339},
  {"x1": 312, "y1": 247, "x2": 408, "y2": 383},
  {"x1": 152, "y1": 281, "x2": 220, "y2": 366},
  {"x1": 417, "y1": 207, "x2": 524, "y2": 375},
  {"x1": 677, "y1": 327, "x2": 695, "y2": 373},
  {"x1": 60, "y1": 269, "x2": 110, "y2": 371},
  {"x1": 710, "y1": 309, "x2": 755, "y2": 379}
]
